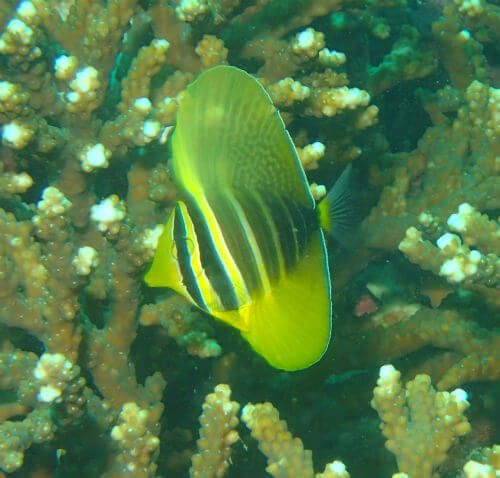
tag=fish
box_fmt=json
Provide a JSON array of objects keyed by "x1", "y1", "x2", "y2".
[{"x1": 145, "y1": 65, "x2": 353, "y2": 371}]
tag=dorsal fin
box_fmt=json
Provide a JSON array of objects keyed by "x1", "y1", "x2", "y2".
[{"x1": 172, "y1": 65, "x2": 314, "y2": 208}]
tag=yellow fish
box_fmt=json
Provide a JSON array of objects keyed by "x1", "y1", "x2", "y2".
[{"x1": 145, "y1": 65, "x2": 352, "y2": 371}]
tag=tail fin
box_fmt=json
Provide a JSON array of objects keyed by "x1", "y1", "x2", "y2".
[{"x1": 317, "y1": 164, "x2": 359, "y2": 247}]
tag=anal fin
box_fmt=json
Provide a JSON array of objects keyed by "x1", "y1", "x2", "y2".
[{"x1": 232, "y1": 231, "x2": 332, "y2": 371}]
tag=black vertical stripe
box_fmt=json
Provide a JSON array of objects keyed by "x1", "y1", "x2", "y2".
[
  {"x1": 183, "y1": 198, "x2": 241, "y2": 311},
  {"x1": 173, "y1": 205, "x2": 207, "y2": 311},
  {"x1": 209, "y1": 194, "x2": 263, "y2": 296},
  {"x1": 262, "y1": 192, "x2": 298, "y2": 271},
  {"x1": 287, "y1": 200, "x2": 318, "y2": 256},
  {"x1": 237, "y1": 189, "x2": 281, "y2": 284}
]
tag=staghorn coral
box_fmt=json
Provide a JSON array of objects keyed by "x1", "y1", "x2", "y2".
[
  {"x1": 463, "y1": 445, "x2": 500, "y2": 478},
  {"x1": 193, "y1": 372, "x2": 469, "y2": 478},
  {"x1": 0, "y1": 0, "x2": 498, "y2": 476},
  {"x1": 371, "y1": 364, "x2": 471, "y2": 478},
  {"x1": 190, "y1": 384, "x2": 240, "y2": 478},
  {"x1": 139, "y1": 295, "x2": 222, "y2": 359},
  {"x1": 364, "y1": 80, "x2": 499, "y2": 252},
  {"x1": 232, "y1": 387, "x2": 353, "y2": 478},
  {"x1": 241, "y1": 401, "x2": 315, "y2": 478},
  {"x1": 399, "y1": 203, "x2": 499, "y2": 289},
  {"x1": 366, "y1": 25, "x2": 437, "y2": 97}
]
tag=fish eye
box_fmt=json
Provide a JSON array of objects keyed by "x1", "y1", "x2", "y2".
[
  {"x1": 170, "y1": 236, "x2": 204, "y2": 278},
  {"x1": 184, "y1": 236, "x2": 195, "y2": 255},
  {"x1": 171, "y1": 234, "x2": 196, "y2": 258}
]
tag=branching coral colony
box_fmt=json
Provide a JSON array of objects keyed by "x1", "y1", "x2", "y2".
[{"x1": 0, "y1": 0, "x2": 498, "y2": 477}]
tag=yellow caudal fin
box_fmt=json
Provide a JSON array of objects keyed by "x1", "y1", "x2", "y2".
[{"x1": 236, "y1": 231, "x2": 331, "y2": 371}]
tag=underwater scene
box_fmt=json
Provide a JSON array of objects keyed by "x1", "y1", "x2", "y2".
[{"x1": 0, "y1": 0, "x2": 499, "y2": 477}]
